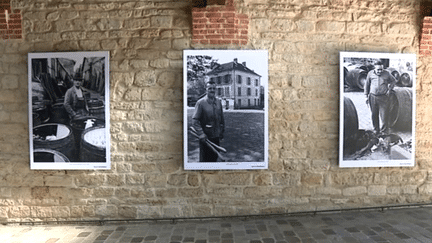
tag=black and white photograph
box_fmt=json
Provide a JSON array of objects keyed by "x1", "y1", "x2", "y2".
[
  {"x1": 28, "y1": 51, "x2": 110, "y2": 170},
  {"x1": 183, "y1": 50, "x2": 268, "y2": 170},
  {"x1": 339, "y1": 52, "x2": 416, "y2": 167}
]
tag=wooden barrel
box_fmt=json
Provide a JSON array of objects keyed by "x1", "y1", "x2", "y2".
[
  {"x1": 343, "y1": 97, "x2": 359, "y2": 157},
  {"x1": 70, "y1": 117, "x2": 105, "y2": 159},
  {"x1": 399, "y1": 72, "x2": 413, "y2": 87},
  {"x1": 386, "y1": 67, "x2": 400, "y2": 83},
  {"x1": 50, "y1": 103, "x2": 68, "y2": 124},
  {"x1": 33, "y1": 113, "x2": 41, "y2": 127},
  {"x1": 343, "y1": 97, "x2": 359, "y2": 142},
  {"x1": 33, "y1": 100, "x2": 50, "y2": 123},
  {"x1": 389, "y1": 87, "x2": 412, "y2": 130},
  {"x1": 33, "y1": 123, "x2": 75, "y2": 161},
  {"x1": 80, "y1": 127, "x2": 106, "y2": 162},
  {"x1": 34, "y1": 148, "x2": 70, "y2": 163},
  {"x1": 87, "y1": 98, "x2": 105, "y2": 119},
  {"x1": 345, "y1": 68, "x2": 368, "y2": 91}
]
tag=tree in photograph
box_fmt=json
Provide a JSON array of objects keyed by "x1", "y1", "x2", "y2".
[{"x1": 187, "y1": 55, "x2": 218, "y2": 98}]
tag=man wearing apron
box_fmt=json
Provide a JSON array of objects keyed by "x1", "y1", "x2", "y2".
[{"x1": 64, "y1": 72, "x2": 88, "y2": 119}]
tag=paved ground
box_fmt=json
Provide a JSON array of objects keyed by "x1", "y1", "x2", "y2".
[{"x1": 3, "y1": 206, "x2": 432, "y2": 243}]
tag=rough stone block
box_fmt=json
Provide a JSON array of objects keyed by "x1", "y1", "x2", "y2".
[
  {"x1": 9, "y1": 206, "x2": 30, "y2": 218},
  {"x1": 30, "y1": 206, "x2": 53, "y2": 218},
  {"x1": 130, "y1": 188, "x2": 154, "y2": 198},
  {"x1": 126, "y1": 174, "x2": 145, "y2": 185},
  {"x1": 52, "y1": 206, "x2": 70, "y2": 218},
  {"x1": 368, "y1": 185, "x2": 387, "y2": 196},
  {"x1": 44, "y1": 176, "x2": 74, "y2": 187},
  {"x1": 75, "y1": 175, "x2": 105, "y2": 187},
  {"x1": 118, "y1": 206, "x2": 137, "y2": 218},
  {"x1": 93, "y1": 188, "x2": 115, "y2": 197},
  {"x1": 167, "y1": 174, "x2": 187, "y2": 187},
  {"x1": 135, "y1": 70, "x2": 157, "y2": 87},
  {"x1": 243, "y1": 187, "x2": 281, "y2": 199},
  {"x1": 273, "y1": 173, "x2": 301, "y2": 186},
  {"x1": 343, "y1": 186, "x2": 367, "y2": 196},
  {"x1": 137, "y1": 205, "x2": 161, "y2": 219},
  {"x1": 95, "y1": 205, "x2": 117, "y2": 218},
  {"x1": 253, "y1": 173, "x2": 272, "y2": 186},
  {"x1": 155, "y1": 188, "x2": 177, "y2": 198},
  {"x1": 203, "y1": 173, "x2": 251, "y2": 186},
  {"x1": 1, "y1": 75, "x2": 18, "y2": 89},
  {"x1": 106, "y1": 175, "x2": 125, "y2": 186},
  {"x1": 178, "y1": 188, "x2": 203, "y2": 198}
]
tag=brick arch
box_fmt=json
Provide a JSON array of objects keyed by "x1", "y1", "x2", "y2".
[{"x1": 0, "y1": 0, "x2": 22, "y2": 39}]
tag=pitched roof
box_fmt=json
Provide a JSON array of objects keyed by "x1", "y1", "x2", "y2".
[{"x1": 207, "y1": 61, "x2": 261, "y2": 77}]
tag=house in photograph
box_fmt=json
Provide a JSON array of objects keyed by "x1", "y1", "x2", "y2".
[{"x1": 207, "y1": 58, "x2": 262, "y2": 109}]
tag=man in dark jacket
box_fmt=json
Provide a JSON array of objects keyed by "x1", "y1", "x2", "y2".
[
  {"x1": 64, "y1": 72, "x2": 88, "y2": 119},
  {"x1": 192, "y1": 81, "x2": 225, "y2": 162}
]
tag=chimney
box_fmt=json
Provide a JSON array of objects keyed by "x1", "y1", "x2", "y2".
[
  {"x1": 234, "y1": 58, "x2": 238, "y2": 63},
  {"x1": 242, "y1": 62, "x2": 246, "y2": 66}
]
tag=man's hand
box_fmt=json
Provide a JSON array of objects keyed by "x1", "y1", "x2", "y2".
[
  {"x1": 365, "y1": 97, "x2": 369, "y2": 105},
  {"x1": 199, "y1": 134, "x2": 207, "y2": 143}
]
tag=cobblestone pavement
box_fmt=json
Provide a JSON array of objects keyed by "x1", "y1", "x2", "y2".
[{"x1": 2, "y1": 206, "x2": 432, "y2": 243}]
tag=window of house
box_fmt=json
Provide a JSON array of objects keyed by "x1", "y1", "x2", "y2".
[
  {"x1": 218, "y1": 88, "x2": 222, "y2": 96},
  {"x1": 255, "y1": 79, "x2": 258, "y2": 86},
  {"x1": 238, "y1": 99, "x2": 241, "y2": 107},
  {"x1": 238, "y1": 87, "x2": 241, "y2": 96},
  {"x1": 247, "y1": 88, "x2": 251, "y2": 96},
  {"x1": 224, "y1": 74, "x2": 230, "y2": 84},
  {"x1": 256, "y1": 89, "x2": 258, "y2": 96},
  {"x1": 247, "y1": 77, "x2": 251, "y2": 85},
  {"x1": 237, "y1": 75, "x2": 242, "y2": 84},
  {"x1": 248, "y1": 99, "x2": 251, "y2": 106},
  {"x1": 225, "y1": 87, "x2": 229, "y2": 96},
  {"x1": 217, "y1": 76, "x2": 222, "y2": 84}
]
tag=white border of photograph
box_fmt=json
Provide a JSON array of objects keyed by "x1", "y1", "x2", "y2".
[
  {"x1": 339, "y1": 51, "x2": 416, "y2": 168},
  {"x1": 29, "y1": 51, "x2": 110, "y2": 170},
  {"x1": 183, "y1": 50, "x2": 268, "y2": 170}
]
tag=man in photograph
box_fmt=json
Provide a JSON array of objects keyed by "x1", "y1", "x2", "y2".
[
  {"x1": 192, "y1": 80, "x2": 225, "y2": 162},
  {"x1": 64, "y1": 72, "x2": 89, "y2": 119},
  {"x1": 364, "y1": 60, "x2": 397, "y2": 136}
]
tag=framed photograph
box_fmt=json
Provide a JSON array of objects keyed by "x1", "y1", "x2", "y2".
[
  {"x1": 339, "y1": 52, "x2": 416, "y2": 167},
  {"x1": 183, "y1": 50, "x2": 268, "y2": 170},
  {"x1": 28, "y1": 51, "x2": 110, "y2": 170}
]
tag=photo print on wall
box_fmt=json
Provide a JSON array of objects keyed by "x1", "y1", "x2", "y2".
[
  {"x1": 339, "y1": 52, "x2": 416, "y2": 167},
  {"x1": 28, "y1": 51, "x2": 110, "y2": 170},
  {"x1": 183, "y1": 50, "x2": 268, "y2": 170}
]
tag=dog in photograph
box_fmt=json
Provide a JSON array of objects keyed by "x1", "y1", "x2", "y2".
[{"x1": 347, "y1": 130, "x2": 403, "y2": 160}]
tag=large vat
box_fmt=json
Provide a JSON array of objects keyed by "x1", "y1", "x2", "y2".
[{"x1": 33, "y1": 123, "x2": 75, "y2": 161}]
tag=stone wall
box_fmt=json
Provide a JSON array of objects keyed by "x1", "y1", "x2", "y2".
[{"x1": 0, "y1": 0, "x2": 431, "y2": 222}]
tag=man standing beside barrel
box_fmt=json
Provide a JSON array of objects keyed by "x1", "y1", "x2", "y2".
[
  {"x1": 192, "y1": 80, "x2": 225, "y2": 162},
  {"x1": 364, "y1": 60, "x2": 397, "y2": 137}
]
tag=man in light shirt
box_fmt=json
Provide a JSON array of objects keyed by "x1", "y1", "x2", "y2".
[{"x1": 364, "y1": 60, "x2": 397, "y2": 136}]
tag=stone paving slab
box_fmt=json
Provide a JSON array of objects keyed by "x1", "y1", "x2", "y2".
[{"x1": 2, "y1": 207, "x2": 432, "y2": 243}]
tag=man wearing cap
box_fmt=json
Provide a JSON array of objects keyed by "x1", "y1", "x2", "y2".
[
  {"x1": 364, "y1": 60, "x2": 397, "y2": 136},
  {"x1": 64, "y1": 72, "x2": 89, "y2": 119},
  {"x1": 192, "y1": 81, "x2": 225, "y2": 162}
]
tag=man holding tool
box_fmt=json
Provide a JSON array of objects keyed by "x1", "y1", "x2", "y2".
[{"x1": 192, "y1": 80, "x2": 225, "y2": 162}]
